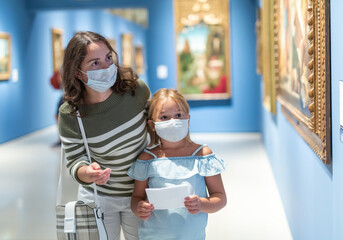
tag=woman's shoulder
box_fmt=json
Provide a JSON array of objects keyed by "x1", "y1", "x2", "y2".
[
  {"x1": 58, "y1": 101, "x2": 73, "y2": 115},
  {"x1": 134, "y1": 79, "x2": 150, "y2": 106},
  {"x1": 137, "y1": 79, "x2": 150, "y2": 96}
]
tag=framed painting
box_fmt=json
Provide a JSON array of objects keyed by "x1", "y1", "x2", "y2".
[
  {"x1": 275, "y1": 0, "x2": 331, "y2": 164},
  {"x1": 174, "y1": 0, "x2": 231, "y2": 100},
  {"x1": 0, "y1": 33, "x2": 11, "y2": 80},
  {"x1": 135, "y1": 46, "x2": 144, "y2": 75},
  {"x1": 121, "y1": 33, "x2": 133, "y2": 68},
  {"x1": 51, "y1": 28, "x2": 64, "y2": 72},
  {"x1": 255, "y1": 7, "x2": 262, "y2": 75},
  {"x1": 260, "y1": 0, "x2": 277, "y2": 114}
]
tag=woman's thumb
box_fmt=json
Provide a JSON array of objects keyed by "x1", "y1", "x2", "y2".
[{"x1": 90, "y1": 162, "x2": 101, "y2": 170}]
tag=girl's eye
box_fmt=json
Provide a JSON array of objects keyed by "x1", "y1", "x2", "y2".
[
  {"x1": 176, "y1": 113, "x2": 182, "y2": 118},
  {"x1": 160, "y1": 116, "x2": 168, "y2": 120}
]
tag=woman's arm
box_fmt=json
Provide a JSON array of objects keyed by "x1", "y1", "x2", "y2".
[
  {"x1": 131, "y1": 179, "x2": 154, "y2": 220},
  {"x1": 184, "y1": 174, "x2": 227, "y2": 214}
]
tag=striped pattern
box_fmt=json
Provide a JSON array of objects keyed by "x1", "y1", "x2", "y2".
[
  {"x1": 56, "y1": 202, "x2": 103, "y2": 240},
  {"x1": 58, "y1": 79, "x2": 150, "y2": 197}
]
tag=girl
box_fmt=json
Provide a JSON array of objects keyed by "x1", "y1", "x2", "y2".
[
  {"x1": 127, "y1": 88, "x2": 227, "y2": 240},
  {"x1": 58, "y1": 31, "x2": 150, "y2": 240}
]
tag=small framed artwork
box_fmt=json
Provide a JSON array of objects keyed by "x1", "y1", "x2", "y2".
[
  {"x1": 121, "y1": 33, "x2": 133, "y2": 68},
  {"x1": 51, "y1": 28, "x2": 64, "y2": 72},
  {"x1": 135, "y1": 46, "x2": 144, "y2": 75},
  {"x1": 0, "y1": 33, "x2": 11, "y2": 80},
  {"x1": 260, "y1": 0, "x2": 276, "y2": 114}
]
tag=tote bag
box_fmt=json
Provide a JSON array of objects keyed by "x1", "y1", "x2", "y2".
[{"x1": 56, "y1": 111, "x2": 108, "y2": 240}]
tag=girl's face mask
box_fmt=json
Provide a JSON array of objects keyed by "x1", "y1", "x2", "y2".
[
  {"x1": 154, "y1": 119, "x2": 189, "y2": 142},
  {"x1": 80, "y1": 64, "x2": 117, "y2": 93}
]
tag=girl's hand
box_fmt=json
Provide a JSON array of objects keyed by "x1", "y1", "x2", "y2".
[
  {"x1": 78, "y1": 162, "x2": 111, "y2": 185},
  {"x1": 184, "y1": 195, "x2": 202, "y2": 214},
  {"x1": 136, "y1": 201, "x2": 154, "y2": 220}
]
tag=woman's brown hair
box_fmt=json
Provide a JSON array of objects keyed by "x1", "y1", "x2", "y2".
[
  {"x1": 147, "y1": 88, "x2": 191, "y2": 147},
  {"x1": 62, "y1": 31, "x2": 138, "y2": 114}
]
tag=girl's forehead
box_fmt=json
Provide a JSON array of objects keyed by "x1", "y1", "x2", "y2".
[{"x1": 157, "y1": 100, "x2": 181, "y2": 112}]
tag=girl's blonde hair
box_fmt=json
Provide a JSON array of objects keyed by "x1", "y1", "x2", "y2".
[{"x1": 148, "y1": 88, "x2": 191, "y2": 147}]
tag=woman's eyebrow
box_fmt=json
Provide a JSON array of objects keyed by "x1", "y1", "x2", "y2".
[
  {"x1": 87, "y1": 52, "x2": 112, "y2": 63},
  {"x1": 87, "y1": 57, "x2": 99, "y2": 63}
]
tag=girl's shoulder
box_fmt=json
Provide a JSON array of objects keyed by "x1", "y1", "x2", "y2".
[
  {"x1": 138, "y1": 150, "x2": 156, "y2": 161},
  {"x1": 193, "y1": 144, "x2": 213, "y2": 156}
]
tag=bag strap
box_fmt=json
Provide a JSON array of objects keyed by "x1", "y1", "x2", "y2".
[{"x1": 76, "y1": 110, "x2": 100, "y2": 206}]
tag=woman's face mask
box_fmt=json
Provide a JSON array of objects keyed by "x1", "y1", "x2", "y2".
[
  {"x1": 80, "y1": 63, "x2": 117, "y2": 93},
  {"x1": 154, "y1": 119, "x2": 189, "y2": 142}
]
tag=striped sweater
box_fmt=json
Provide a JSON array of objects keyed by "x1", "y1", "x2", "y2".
[{"x1": 58, "y1": 79, "x2": 150, "y2": 197}]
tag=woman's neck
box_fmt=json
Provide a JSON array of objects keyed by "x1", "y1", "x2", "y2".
[{"x1": 83, "y1": 88, "x2": 113, "y2": 105}]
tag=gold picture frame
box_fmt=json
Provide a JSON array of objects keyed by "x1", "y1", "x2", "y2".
[
  {"x1": 135, "y1": 46, "x2": 144, "y2": 75},
  {"x1": 275, "y1": 0, "x2": 331, "y2": 164},
  {"x1": 261, "y1": 0, "x2": 277, "y2": 114},
  {"x1": 121, "y1": 33, "x2": 133, "y2": 68},
  {"x1": 51, "y1": 28, "x2": 64, "y2": 72},
  {"x1": 174, "y1": 0, "x2": 231, "y2": 100},
  {"x1": 0, "y1": 33, "x2": 11, "y2": 80}
]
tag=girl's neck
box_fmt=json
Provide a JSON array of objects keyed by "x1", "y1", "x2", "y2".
[
  {"x1": 83, "y1": 88, "x2": 113, "y2": 105},
  {"x1": 159, "y1": 139, "x2": 190, "y2": 150}
]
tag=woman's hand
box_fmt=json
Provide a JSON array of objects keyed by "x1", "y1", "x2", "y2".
[
  {"x1": 184, "y1": 195, "x2": 202, "y2": 214},
  {"x1": 77, "y1": 162, "x2": 111, "y2": 185},
  {"x1": 136, "y1": 201, "x2": 154, "y2": 220}
]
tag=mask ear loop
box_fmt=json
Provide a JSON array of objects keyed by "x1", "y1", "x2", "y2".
[{"x1": 77, "y1": 69, "x2": 88, "y2": 85}]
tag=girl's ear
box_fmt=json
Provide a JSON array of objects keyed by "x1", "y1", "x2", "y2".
[{"x1": 148, "y1": 120, "x2": 155, "y2": 131}]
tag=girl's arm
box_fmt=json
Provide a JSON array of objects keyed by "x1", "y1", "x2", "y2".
[
  {"x1": 131, "y1": 179, "x2": 155, "y2": 220},
  {"x1": 184, "y1": 174, "x2": 227, "y2": 214}
]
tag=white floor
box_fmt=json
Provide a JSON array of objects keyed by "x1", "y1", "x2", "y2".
[{"x1": 0, "y1": 126, "x2": 293, "y2": 240}]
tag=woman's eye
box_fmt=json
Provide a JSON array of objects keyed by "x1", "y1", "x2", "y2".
[
  {"x1": 176, "y1": 113, "x2": 182, "y2": 118},
  {"x1": 160, "y1": 116, "x2": 168, "y2": 120},
  {"x1": 106, "y1": 55, "x2": 113, "y2": 61},
  {"x1": 91, "y1": 61, "x2": 99, "y2": 66}
]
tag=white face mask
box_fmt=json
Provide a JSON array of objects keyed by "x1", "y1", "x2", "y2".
[
  {"x1": 80, "y1": 64, "x2": 117, "y2": 93},
  {"x1": 154, "y1": 119, "x2": 189, "y2": 142}
]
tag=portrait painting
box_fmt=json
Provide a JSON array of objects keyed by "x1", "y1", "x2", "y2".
[
  {"x1": 174, "y1": 0, "x2": 231, "y2": 100},
  {"x1": 275, "y1": 0, "x2": 331, "y2": 164},
  {"x1": 121, "y1": 34, "x2": 133, "y2": 68},
  {"x1": 0, "y1": 33, "x2": 11, "y2": 80},
  {"x1": 135, "y1": 46, "x2": 144, "y2": 75},
  {"x1": 51, "y1": 28, "x2": 64, "y2": 72}
]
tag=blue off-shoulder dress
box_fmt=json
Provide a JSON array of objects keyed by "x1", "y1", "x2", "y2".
[{"x1": 127, "y1": 145, "x2": 226, "y2": 240}]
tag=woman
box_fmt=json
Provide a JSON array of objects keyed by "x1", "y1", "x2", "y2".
[{"x1": 58, "y1": 31, "x2": 150, "y2": 240}]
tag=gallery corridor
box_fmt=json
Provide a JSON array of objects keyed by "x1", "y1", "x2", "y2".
[{"x1": 0, "y1": 126, "x2": 293, "y2": 240}]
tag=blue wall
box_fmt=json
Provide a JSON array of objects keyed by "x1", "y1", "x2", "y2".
[
  {"x1": 331, "y1": 0, "x2": 343, "y2": 239},
  {"x1": 261, "y1": 0, "x2": 343, "y2": 239},
  {"x1": 0, "y1": 0, "x2": 260, "y2": 143}
]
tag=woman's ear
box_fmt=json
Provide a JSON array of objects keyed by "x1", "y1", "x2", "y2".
[
  {"x1": 75, "y1": 70, "x2": 83, "y2": 82},
  {"x1": 148, "y1": 120, "x2": 155, "y2": 131}
]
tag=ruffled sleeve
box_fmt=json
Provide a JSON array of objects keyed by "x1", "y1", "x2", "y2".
[{"x1": 127, "y1": 154, "x2": 226, "y2": 181}]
